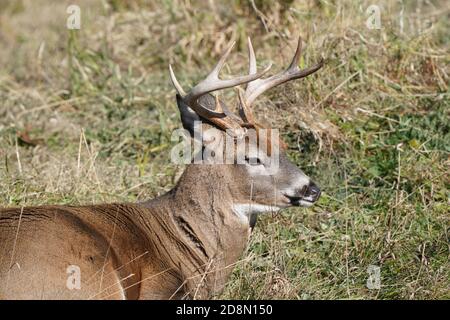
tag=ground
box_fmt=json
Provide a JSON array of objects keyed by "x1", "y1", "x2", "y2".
[{"x1": 0, "y1": 0, "x2": 448, "y2": 299}]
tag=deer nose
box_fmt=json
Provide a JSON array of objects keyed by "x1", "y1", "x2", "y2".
[{"x1": 303, "y1": 181, "x2": 321, "y2": 202}]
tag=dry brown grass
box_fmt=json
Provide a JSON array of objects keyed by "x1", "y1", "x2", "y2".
[{"x1": 0, "y1": 0, "x2": 448, "y2": 299}]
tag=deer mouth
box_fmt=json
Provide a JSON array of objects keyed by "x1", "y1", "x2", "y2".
[
  {"x1": 285, "y1": 195, "x2": 316, "y2": 207},
  {"x1": 284, "y1": 182, "x2": 321, "y2": 207}
]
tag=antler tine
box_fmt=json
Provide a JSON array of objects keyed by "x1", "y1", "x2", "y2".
[
  {"x1": 288, "y1": 36, "x2": 303, "y2": 70},
  {"x1": 241, "y1": 37, "x2": 260, "y2": 124},
  {"x1": 169, "y1": 64, "x2": 187, "y2": 96},
  {"x1": 208, "y1": 41, "x2": 236, "y2": 81},
  {"x1": 247, "y1": 37, "x2": 257, "y2": 75},
  {"x1": 237, "y1": 88, "x2": 254, "y2": 124},
  {"x1": 245, "y1": 36, "x2": 324, "y2": 106}
]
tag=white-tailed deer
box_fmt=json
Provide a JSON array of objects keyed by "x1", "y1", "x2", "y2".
[{"x1": 0, "y1": 37, "x2": 323, "y2": 299}]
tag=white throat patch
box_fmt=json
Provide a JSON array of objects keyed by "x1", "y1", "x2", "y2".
[{"x1": 232, "y1": 203, "x2": 283, "y2": 223}]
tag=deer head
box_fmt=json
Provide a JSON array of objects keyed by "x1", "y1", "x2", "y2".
[{"x1": 169, "y1": 37, "x2": 323, "y2": 226}]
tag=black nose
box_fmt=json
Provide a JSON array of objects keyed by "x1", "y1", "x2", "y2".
[{"x1": 304, "y1": 181, "x2": 321, "y2": 202}]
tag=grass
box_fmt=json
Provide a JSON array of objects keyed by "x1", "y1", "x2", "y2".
[{"x1": 0, "y1": 0, "x2": 448, "y2": 299}]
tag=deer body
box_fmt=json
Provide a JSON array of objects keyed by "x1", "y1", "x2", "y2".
[
  {"x1": 0, "y1": 166, "x2": 250, "y2": 299},
  {"x1": 0, "y1": 37, "x2": 323, "y2": 299}
]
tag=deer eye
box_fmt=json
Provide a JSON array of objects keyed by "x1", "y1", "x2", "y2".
[{"x1": 244, "y1": 156, "x2": 262, "y2": 166}]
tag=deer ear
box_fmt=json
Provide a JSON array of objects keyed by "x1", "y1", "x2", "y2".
[{"x1": 176, "y1": 94, "x2": 200, "y2": 137}]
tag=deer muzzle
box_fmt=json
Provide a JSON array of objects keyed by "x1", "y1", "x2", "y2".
[{"x1": 285, "y1": 181, "x2": 321, "y2": 207}]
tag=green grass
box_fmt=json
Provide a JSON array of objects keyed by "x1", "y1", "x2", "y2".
[{"x1": 0, "y1": 0, "x2": 448, "y2": 299}]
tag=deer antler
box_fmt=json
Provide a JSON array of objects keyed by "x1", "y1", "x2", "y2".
[
  {"x1": 169, "y1": 41, "x2": 271, "y2": 136},
  {"x1": 244, "y1": 36, "x2": 324, "y2": 107}
]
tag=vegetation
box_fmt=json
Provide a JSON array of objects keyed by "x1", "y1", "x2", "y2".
[{"x1": 0, "y1": 0, "x2": 448, "y2": 299}]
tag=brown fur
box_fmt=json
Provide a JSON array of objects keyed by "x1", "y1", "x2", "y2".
[{"x1": 0, "y1": 165, "x2": 249, "y2": 300}]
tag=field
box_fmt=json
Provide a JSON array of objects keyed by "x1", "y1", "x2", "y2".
[{"x1": 0, "y1": 0, "x2": 448, "y2": 299}]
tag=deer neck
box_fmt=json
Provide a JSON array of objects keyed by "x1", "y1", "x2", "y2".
[
  {"x1": 140, "y1": 164, "x2": 250, "y2": 298},
  {"x1": 170, "y1": 164, "x2": 251, "y2": 261}
]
